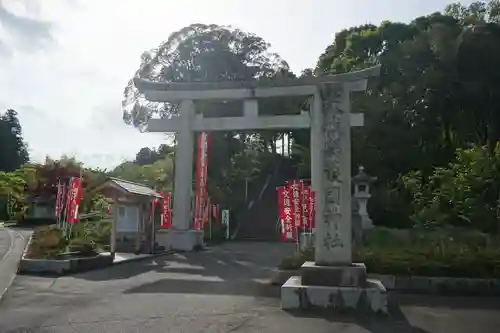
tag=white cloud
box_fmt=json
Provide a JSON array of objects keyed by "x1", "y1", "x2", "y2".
[{"x1": 0, "y1": 0, "x2": 467, "y2": 169}]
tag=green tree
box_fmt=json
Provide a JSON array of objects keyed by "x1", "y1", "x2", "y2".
[
  {"x1": 312, "y1": 1, "x2": 500, "y2": 227},
  {"x1": 0, "y1": 109, "x2": 29, "y2": 172},
  {"x1": 122, "y1": 24, "x2": 297, "y2": 213}
]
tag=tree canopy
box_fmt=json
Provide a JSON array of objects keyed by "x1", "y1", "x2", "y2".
[
  {"x1": 3, "y1": 1, "x2": 500, "y2": 233},
  {"x1": 0, "y1": 109, "x2": 29, "y2": 172}
]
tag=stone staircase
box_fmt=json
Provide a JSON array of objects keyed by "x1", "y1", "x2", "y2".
[{"x1": 235, "y1": 158, "x2": 297, "y2": 241}]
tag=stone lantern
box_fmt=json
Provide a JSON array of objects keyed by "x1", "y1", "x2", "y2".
[{"x1": 352, "y1": 166, "x2": 377, "y2": 229}]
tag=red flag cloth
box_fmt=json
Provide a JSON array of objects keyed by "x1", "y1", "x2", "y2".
[
  {"x1": 67, "y1": 177, "x2": 82, "y2": 224},
  {"x1": 310, "y1": 190, "x2": 316, "y2": 231},
  {"x1": 277, "y1": 186, "x2": 296, "y2": 242},
  {"x1": 55, "y1": 181, "x2": 65, "y2": 217},
  {"x1": 201, "y1": 196, "x2": 210, "y2": 230},
  {"x1": 288, "y1": 180, "x2": 303, "y2": 229},
  {"x1": 194, "y1": 132, "x2": 210, "y2": 230},
  {"x1": 303, "y1": 186, "x2": 311, "y2": 229},
  {"x1": 159, "y1": 192, "x2": 171, "y2": 229},
  {"x1": 194, "y1": 134, "x2": 202, "y2": 230}
]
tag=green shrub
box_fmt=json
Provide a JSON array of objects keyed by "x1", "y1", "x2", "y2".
[
  {"x1": 364, "y1": 226, "x2": 500, "y2": 249},
  {"x1": 279, "y1": 227, "x2": 500, "y2": 278},
  {"x1": 26, "y1": 225, "x2": 67, "y2": 259},
  {"x1": 69, "y1": 221, "x2": 111, "y2": 252},
  {"x1": 402, "y1": 144, "x2": 500, "y2": 232}
]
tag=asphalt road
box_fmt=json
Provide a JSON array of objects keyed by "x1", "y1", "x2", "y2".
[
  {"x1": 0, "y1": 242, "x2": 500, "y2": 333},
  {"x1": 0, "y1": 227, "x2": 31, "y2": 303}
]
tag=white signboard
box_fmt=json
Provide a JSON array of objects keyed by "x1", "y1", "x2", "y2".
[{"x1": 221, "y1": 209, "x2": 230, "y2": 239}]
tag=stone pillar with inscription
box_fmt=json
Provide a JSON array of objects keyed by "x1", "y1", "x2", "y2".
[{"x1": 281, "y1": 82, "x2": 388, "y2": 314}]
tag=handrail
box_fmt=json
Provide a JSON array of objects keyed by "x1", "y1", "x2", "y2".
[{"x1": 231, "y1": 157, "x2": 284, "y2": 240}]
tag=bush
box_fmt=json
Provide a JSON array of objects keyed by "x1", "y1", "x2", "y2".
[
  {"x1": 279, "y1": 227, "x2": 500, "y2": 278},
  {"x1": 402, "y1": 144, "x2": 500, "y2": 232},
  {"x1": 280, "y1": 247, "x2": 500, "y2": 278},
  {"x1": 25, "y1": 221, "x2": 111, "y2": 259},
  {"x1": 26, "y1": 225, "x2": 67, "y2": 259},
  {"x1": 69, "y1": 221, "x2": 111, "y2": 252}
]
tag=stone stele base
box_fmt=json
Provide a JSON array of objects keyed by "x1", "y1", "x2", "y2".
[
  {"x1": 155, "y1": 229, "x2": 204, "y2": 252},
  {"x1": 281, "y1": 261, "x2": 388, "y2": 313}
]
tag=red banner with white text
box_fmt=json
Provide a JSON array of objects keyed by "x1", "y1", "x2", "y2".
[
  {"x1": 277, "y1": 180, "x2": 317, "y2": 242},
  {"x1": 310, "y1": 190, "x2": 316, "y2": 231},
  {"x1": 277, "y1": 186, "x2": 296, "y2": 242},
  {"x1": 194, "y1": 132, "x2": 209, "y2": 231},
  {"x1": 159, "y1": 192, "x2": 171, "y2": 229},
  {"x1": 55, "y1": 181, "x2": 64, "y2": 217},
  {"x1": 288, "y1": 180, "x2": 303, "y2": 229},
  {"x1": 302, "y1": 185, "x2": 311, "y2": 229},
  {"x1": 66, "y1": 177, "x2": 82, "y2": 224}
]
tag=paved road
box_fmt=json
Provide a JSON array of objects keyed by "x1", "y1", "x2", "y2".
[
  {"x1": 0, "y1": 227, "x2": 31, "y2": 303},
  {"x1": 0, "y1": 242, "x2": 500, "y2": 332}
]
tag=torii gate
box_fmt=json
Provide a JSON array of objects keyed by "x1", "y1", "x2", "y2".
[{"x1": 134, "y1": 66, "x2": 380, "y2": 266}]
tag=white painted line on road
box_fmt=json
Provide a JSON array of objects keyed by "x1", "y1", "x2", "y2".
[
  {"x1": 0, "y1": 228, "x2": 28, "y2": 304},
  {"x1": 0, "y1": 228, "x2": 15, "y2": 266}
]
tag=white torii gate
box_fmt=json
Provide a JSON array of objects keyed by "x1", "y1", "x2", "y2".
[{"x1": 134, "y1": 66, "x2": 380, "y2": 266}]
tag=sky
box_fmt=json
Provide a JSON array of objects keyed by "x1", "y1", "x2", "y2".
[{"x1": 0, "y1": 0, "x2": 475, "y2": 170}]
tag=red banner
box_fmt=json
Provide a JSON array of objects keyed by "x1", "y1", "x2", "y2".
[
  {"x1": 310, "y1": 190, "x2": 316, "y2": 231},
  {"x1": 55, "y1": 181, "x2": 64, "y2": 217},
  {"x1": 201, "y1": 196, "x2": 211, "y2": 230},
  {"x1": 194, "y1": 132, "x2": 209, "y2": 230},
  {"x1": 66, "y1": 177, "x2": 82, "y2": 224},
  {"x1": 288, "y1": 180, "x2": 303, "y2": 228},
  {"x1": 277, "y1": 186, "x2": 296, "y2": 242},
  {"x1": 159, "y1": 192, "x2": 171, "y2": 229},
  {"x1": 303, "y1": 186, "x2": 311, "y2": 229}
]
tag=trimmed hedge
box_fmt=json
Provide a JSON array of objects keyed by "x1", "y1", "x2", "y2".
[
  {"x1": 280, "y1": 247, "x2": 500, "y2": 278},
  {"x1": 280, "y1": 227, "x2": 500, "y2": 279}
]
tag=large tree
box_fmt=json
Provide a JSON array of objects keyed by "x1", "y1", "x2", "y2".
[
  {"x1": 311, "y1": 1, "x2": 500, "y2": 227},
  {"x1": 122, "y1": 24, "x2": 298, "y2": 210},
  {"x1": 0, "y1": 109, "x2": 29, "y2": 172}
]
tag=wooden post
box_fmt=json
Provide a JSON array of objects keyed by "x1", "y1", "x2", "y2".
[{"x1": 111, "y1": 196, "x2": 117, "y2": 255}]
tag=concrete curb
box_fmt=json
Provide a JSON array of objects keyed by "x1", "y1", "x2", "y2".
[
  {"x1": 17, "y1": 249, "x2": 174, "y2": 276},
  {"x1": 18, "y1": 254, "x2": 114, "y2": 276},
  {"x1": 271, "y1": 269, "x2": 500, "y2": 296}
]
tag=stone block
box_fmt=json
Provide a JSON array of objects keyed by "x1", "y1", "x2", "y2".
[
  {"x1": 489, "y1": 279, "x2": 500, "y2": 295},
  {"x1": 410, "y1": 276, "x2": 431, "y2": 292},
  {"x1": 270, "y1": 269, "x2": 299, "y2": 286},
  {"x1": 281, "y1": 276, "x2": 387, "y2": 313},
  {"x1": 369, "y1": 274, "x2": 395, "y2": 289},
  {"x1": 155, "y1": 229, "x2": 204, "y2": 251},
  {"x1": 301, "y1": 261, "x2": 367, "y2": 287},
  {"x1": 394, "y1": 275, "x2": 411, "y2": 290}
]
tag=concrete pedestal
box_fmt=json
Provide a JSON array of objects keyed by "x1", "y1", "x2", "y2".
[
  {"x1": 301, "y1": 261, "x2": 367, "y2": 287},
  {"x1": 281, "y1": 262, "x2": 387, "y2": 313},
  {"x1": 155, "y1": 229, "x2": 203, "y2": 251},
  {"x1": 281, "y1": 276, "x2": 387, "y2": 312},
  {"x1": 299, "y1": 233, "x2": 314, "y2": 251}
]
